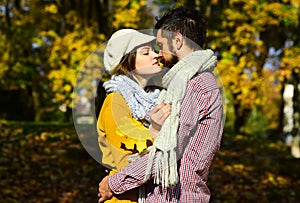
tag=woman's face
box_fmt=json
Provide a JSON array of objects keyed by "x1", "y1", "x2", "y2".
[{"x1": 134, "y1": 45, "x2": 162, "y2": 76}]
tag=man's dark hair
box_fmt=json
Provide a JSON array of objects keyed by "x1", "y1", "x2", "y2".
[{"x1": 154, "y1": 6, "x2": 207, "y2": 49}]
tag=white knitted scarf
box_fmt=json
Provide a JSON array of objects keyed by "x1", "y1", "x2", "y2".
[
  {"x1": 138, "y1": 49, "x2": 217, "y2": 203},
  {"x1": 103, "y1": 75, "x2": 160, "y2": 123}
]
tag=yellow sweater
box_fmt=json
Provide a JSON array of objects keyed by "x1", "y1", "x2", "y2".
[{"x1": 97, "y1": 92, "x2": 153, "y2": 203}]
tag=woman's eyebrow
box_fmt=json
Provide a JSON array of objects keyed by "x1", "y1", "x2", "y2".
[
  {"x1": 141, "y1": 46, "x2": 151, "y2": 49},
  {"x1": 138, "y1": 46, "x2": 151, "y2": 51}
]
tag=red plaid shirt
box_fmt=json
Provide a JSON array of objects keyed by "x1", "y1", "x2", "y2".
[{"x1": 109, "y1": 72, "x2": 224, "y2": 202}]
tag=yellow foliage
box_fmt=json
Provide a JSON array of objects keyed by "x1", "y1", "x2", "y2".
[
  {"x1": 234, "y1": 24, "x2": 256, "y2": 41},
  {"x1": 230, "y1": 45, "x2": 238, "y2": 55},
  {"x1": 279, "y1": 46, "x2": 300, "y2": 82},
  {"x1": 265, "y1": 3, "x2": 283, "y2": 16},
  {"x1": 44, "y1": 4, "x2": 58, "y2": 14},
  {"x1": 111, "y1": 0, "x2": 147, "y2": 29},
  {"x1": 243, "y1": 0, "x2": 257, "y2": 10},
  {"x1": 262, "y1": 172, "x2": 290, "y2": 186},
  {"x1": 216, "y1": 2, "x2": 283, "y2": 117},
  {"x1": 14, "y1": 20, "x2": 22, "y2": 26},
  {"x1": 229, "y1": 0, "x2": 247, "y2": 5},
  {"x1": 210, "y1": 42, "x2": 217, "y2": 50},
  {"x1": 224, "y1": 9, "x2": 247, "y2": 21},
  {"x1": 291, "y1": 0, "x2": 300, "y2": 8},
  {"x1": 220, "y1": 35, "x2": 231, "y2": 44},
  {"x1": 2, "y1": 51, "x2": 9, "y2": 62},
  {"x1": 255, "y1": 12, "x2": 274, "y2": 27},
  {"x1": 259, "y1": 2, "x2": 299, "y2": 26},
  {"x1": 46, "y1": 25, "x2": 105, "y2": 108}
]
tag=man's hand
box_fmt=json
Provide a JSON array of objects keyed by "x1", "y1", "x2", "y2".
[
  {"x1": 98, "y1": 176, "x2": 113, "y2": 203},
  {"x1": 149, "y1": 103, "x2": 171, "y2": 138}
]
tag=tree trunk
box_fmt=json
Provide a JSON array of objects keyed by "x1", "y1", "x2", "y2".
[
  {"x1": 278, "y1": 79, "x2": 287, "y2": 140},
  {"x1": 292, "y1": 70, "x2": 300, "y2": 137},
  {"x1": 14, "y1": 0, "x2": 20, "y2": 10},
  {"x1": 233, "y1": 98, "x2": 251, "y2": 133},
  {"x1": 31, "y1": 72, "x2": 42, "y2": 122},
  {"x1": 5, "y1": 0, "x2": 11, "y2": 26},
  {"x1": 96, "y1": 0, "x2": 110, "y2": 36}
]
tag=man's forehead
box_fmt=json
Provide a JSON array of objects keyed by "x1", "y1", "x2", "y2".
[{"x1": 156, "y1": 29, "x2": 165, "y2": 42}]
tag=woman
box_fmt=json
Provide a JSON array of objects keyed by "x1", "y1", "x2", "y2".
[{"x1": 96, "y1": 29, "x2": 169, "y2": 203}]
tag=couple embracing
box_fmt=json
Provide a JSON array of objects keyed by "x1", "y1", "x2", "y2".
[{"x1": 96, "y1": 6, "x2": 224, "y2": 203}]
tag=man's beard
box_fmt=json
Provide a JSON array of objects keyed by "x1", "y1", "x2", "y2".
[{"x1": 162, "y1": 48, "x2": 179, "y2": 69}]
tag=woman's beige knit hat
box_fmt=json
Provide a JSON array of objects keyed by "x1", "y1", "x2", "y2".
[{"x1": 104, "y1": 29, "x2": 156, "y2": 74}]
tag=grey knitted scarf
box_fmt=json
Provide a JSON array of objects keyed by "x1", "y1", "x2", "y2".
[{"x1": 103, "y1": 75, "x2": 160, "y2": 123}]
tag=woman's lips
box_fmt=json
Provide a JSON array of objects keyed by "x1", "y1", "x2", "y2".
[{"x1": 153, "y1": 62, "x2": 160, "y2": 66}]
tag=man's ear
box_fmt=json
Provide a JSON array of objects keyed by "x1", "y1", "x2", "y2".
[{"x1": 174, "y1": 32, "x2": 183, "y2": 50}]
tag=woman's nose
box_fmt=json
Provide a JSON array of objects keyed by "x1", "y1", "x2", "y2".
[
  {"x1": 151, "y1": 50, "x2": 159, "y2": 58},
  {"x1": 152, "y1": 48, "x2": 163, "y2": 56},
  {"x1": 157, "y1": 50, "x2": 163, "y2": 57}
]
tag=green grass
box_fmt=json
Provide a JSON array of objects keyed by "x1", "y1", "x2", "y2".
[{"x1": 1, "y1": 122, "x2": 299, "y2": 202}]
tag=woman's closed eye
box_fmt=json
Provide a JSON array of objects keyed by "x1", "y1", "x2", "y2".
[
  {"x1": 142, "y1": 48, "x2": 152, "y2": 55},
  {"x1": 137, "y1": 46, "x2": 152, "y2": 55},
  {"x1": 142, "y1": 50, "x2": 150, "y2": 55}
]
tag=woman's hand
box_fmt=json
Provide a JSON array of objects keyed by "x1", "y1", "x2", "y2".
[{"x1": 149, "y1": 103, "x2": 171, "y2": 138}]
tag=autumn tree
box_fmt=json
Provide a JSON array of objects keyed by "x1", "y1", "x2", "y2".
[
  {"x1": 0, "y1": 0, "x2": 155, "y2": 121},
  {"x1": 46, "y1": 0, "x2": 155, "y2": 121},
  {"x1": 1, "y1": 0, "x2": 299, "y2": 136},
  {"x1": 204, "y1": 0, "x2": 300, "y2": 135}
]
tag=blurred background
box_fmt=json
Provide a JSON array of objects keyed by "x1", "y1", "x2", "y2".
[{"x1": 1, "y1": 0, "x2": 300, "y2": 202}]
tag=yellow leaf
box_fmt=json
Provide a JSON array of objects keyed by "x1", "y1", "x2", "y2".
[{"x1": 44, "y1": 4, "x2": 58, "y2": 14}]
